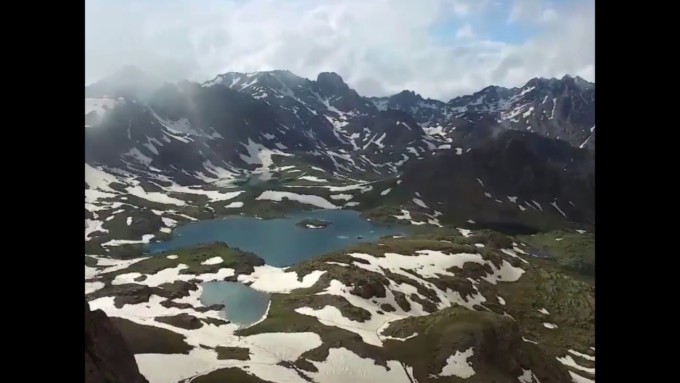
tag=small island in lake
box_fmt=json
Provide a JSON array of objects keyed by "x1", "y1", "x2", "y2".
[{"x1": 296, "y1": 218, "x2": 332, "y2": 229}]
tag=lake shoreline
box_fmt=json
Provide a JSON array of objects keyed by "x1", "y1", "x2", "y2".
[{"x1": 146, "y1": 209, "x2": 408, "y2": 267}]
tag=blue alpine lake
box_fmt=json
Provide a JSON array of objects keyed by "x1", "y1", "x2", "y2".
[
  {"x1": 147, "y1": 209, "x2": 406, "y2": 327},
  {"x1": 147, "y1": 209, "x2": 405, "y2": 267}
]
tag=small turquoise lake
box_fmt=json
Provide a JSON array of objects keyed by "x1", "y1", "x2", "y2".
[
  {"x1": 200, "y1": 281, "x2": 270, "y2": 327},
  {"x1": 147, "y1": 209, "x2": 405, "y2": 267},
  {"x1": 147, "y1": 209, "x2": 406, "y2": 327}
]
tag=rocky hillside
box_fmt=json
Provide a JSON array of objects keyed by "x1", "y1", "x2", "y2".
[
  {"x1": 357, "y1": 129, "x2": 594, "y2": 233},
  {"x1": 85, "y1": 300, "x2": 149, "y2": 383}
]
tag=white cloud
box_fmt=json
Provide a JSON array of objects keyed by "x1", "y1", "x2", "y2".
[
  {"x1": 508, "y1": 0, "x2": 559, "y2": 25},
  {"x1": 456, "y1": 24, "x2": 476, "y2": 40},
  {"x1": 493, "y1": 1, "x2": 595, "y2": 85},
  {"x1": 509, "y1": 0, "x2": 545, "y2": 23},
  {"x1": 539, "y1": 8, "x2": 558, "y2": 23},
  {"x1": 449, "y1": 0, "x2": 495, "y2": 17},
  {"x1": 86, "y1": 0, "x2": 594, "y2": 100}
]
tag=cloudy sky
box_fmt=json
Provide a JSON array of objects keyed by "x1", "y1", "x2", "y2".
[{"x1": 85, "y1": 0, "x2": 594, "y2": 100}]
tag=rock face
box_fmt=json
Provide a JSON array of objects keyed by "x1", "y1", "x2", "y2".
[
  {"x1": 85, "y1": 300, "x2": 148, "y2": 383},
  {"x1": 350, "y1": 279, "x2": 387, "y2": 299}
]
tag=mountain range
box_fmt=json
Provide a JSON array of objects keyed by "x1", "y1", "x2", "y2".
[{"x1": 85, "y1": 67, "x2": 594, "y2": 232}]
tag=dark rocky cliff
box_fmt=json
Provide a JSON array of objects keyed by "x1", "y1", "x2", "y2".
[{"x1": 85, "y1": 300, "x2": 149, "y2": 383}]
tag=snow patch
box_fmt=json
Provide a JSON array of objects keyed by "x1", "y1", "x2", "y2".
[
  {"x1": 126, "y1": 185, "x2": 186, "y2": 206},
  {"x1": 413, "y1": 198, "x2": 429, "y2": 209},
  {"x1": 201, "y1": 257, "x2": 224, "y2": 266},
  {"x1": 102, "y1": 234, "x2": 156, "y2": 247},
  {"x1": 238, "y1": 265, "x2": 326, "y2": 294},
  {"x1": 568, "y1": 349, "x2": 595, "y2": 362},
  {"x1": 557, "y1": 355, "x2": 595, "y2": 375},
  {"x1": 239, "y1": 138, "x2": 291, "y2": 171},
  {"x1": 437, "y1": 347, "x2": 475, "y2": 379},
  {"x1": 256, "y1": 191, "x2": 339, "y2": 209},
  {"x1": 299, "y1": 175, "x2": 329, "y2": 183},
  {"x1": 330, "y1": 194, "x2": 353, "y2": 201},
  {"x1": 165, "y1": 184, "x2": 243, "y2": 202},
  {"x1": 85, "y1": 281, "x2": 105, "y2": 294},
  {"x1": 309, "y1": 348, "x2": 414, "y2": 383},
  {"x1": 551, "y1": 201, "x2": 567, "y2": 217},
  {"x1": 569, "y1": 371, "x2": 595, "y2": 383},
  {"x1": 518, "y1": 369, "x2": 540, "y2": 383},
  {"x1": 393, "y1": 210, "x2": 412, "y2": 220}
]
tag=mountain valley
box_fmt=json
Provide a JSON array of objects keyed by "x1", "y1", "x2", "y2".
[{"x1": 85, "y1": 67, "x2": 595, "y2": 383}]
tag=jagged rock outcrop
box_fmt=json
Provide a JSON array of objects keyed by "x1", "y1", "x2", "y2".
[{"x1": 85, "y1": 300, "x2": 148, "y2": 383}]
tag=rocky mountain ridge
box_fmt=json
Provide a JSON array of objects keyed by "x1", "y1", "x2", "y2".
[
  {"x1": 86, "y1": 69, "x2": 594, "y2": 185},
  {"x1": 84, "y1": 69, "x2": 595, "y2": 235}
]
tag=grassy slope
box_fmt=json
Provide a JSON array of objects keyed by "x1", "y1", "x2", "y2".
[
  {"x1": 235, "y1": 230, "x2": 593, "y2": 382},
  {"x1": 518, "y1": 230, "x2": 594, "y2": 282},
  {"x1": 97, "y1": 243, "x2": 265, "y2": 284}
]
